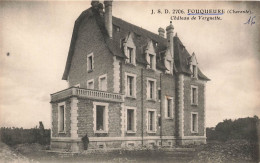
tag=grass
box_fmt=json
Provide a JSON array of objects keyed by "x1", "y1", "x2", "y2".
[{"x1": 1, "y1": 140, "x2": 258, "y2": 163}]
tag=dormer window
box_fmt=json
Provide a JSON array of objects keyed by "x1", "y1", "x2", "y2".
[
  {"x1": 164, "y1": 49, "x2": 173, "y2": 74},
  {"x1": 146, "y1": 40, "x2": 156, "y2": 70},
  {"x1": 124, "y1": 33, "x2": 136, "y2": 65},
  {"x1": 165, "y1": 60, "x2": 172, "y2": 74},
  {"x1": 149, "y1": 54, "x2": 154, "y2": 69},
  {"x1": 147, "y1": 53, "x2": 156, "y2": 70},
  {"x1": 192, "y1": 65, "x2": 197, "y2": 78},
  {"x1": 113, "y1": 25, "x2": 120, "y2": 32},
  {"x1": 190, "y1": 53, "x2": 198, "y2": 79},
  {"x1": 127, "y1": 47, "x2": 134, "y2": 64}
]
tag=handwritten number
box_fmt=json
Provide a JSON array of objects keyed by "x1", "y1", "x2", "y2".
[{"x1": 244, "y1": 16, "x2": 256, "y2": 26}]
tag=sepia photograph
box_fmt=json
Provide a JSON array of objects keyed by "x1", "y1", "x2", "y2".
[{"x1": 0, "y1": 0, "x2": 259, "y2": 162}]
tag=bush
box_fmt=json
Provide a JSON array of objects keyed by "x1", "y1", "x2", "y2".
[
  {"x1": 207, "y1": 116, "x2": 258, "y2": 142},
  {"x1": 0, "y1": 122, "x2": 50, "y2": 146}
]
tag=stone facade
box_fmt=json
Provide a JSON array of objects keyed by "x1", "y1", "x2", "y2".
[{"x1": 50, "y1": 1, "x2": 209, "y2": 152}]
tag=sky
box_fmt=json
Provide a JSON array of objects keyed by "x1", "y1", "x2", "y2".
[{"x1": 0, "y1": 1, "x2": 259, "y2": 129}]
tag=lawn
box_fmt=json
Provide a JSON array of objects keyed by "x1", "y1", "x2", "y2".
[{"x1": 1, "y1": 140, "x2": 258, "y2": 163}]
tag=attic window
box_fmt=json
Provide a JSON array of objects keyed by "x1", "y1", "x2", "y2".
[
  {"x1": 127, "y1": 47, "x2": 134, "y2": 64},
  {"x1": 135, "y1": 33, "x2": 141, "y2": 38},
  {"x1": 192, "y1": 65, "x2": 196, "y2": 77},
  {"x1": 116, "y1": 27, "x2": 120, "y2": 32},
  {"x1": 87, "y1": 53, "x2": 94, "y2": 72},
  {"x1": 124, "y1": 33, "x2": 136, "y2": 65},
  {"x1": 114, "y1": 25, "x2": 120, "y2": 32},
  {"x1": 191, "y1": 64, "x2": 198, "y2": 78},
  {"x1": 165, "y1": 60, "x2": 172, "y2": 74},
  {"x1": 147, "y1": 53, "x2": 156, "y2": 70}
]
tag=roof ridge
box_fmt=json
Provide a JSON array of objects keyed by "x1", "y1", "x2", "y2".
[{"x1": 112, "y1": 16, "x2": 166, "y2": 42}]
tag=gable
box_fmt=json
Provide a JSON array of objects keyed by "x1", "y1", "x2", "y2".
[
  {"x1": 146, "y1": 40, "x2": 156, "y2": 54},
  {"x1": 125, "y1": 32, "x2": 136, "y2": 48},
  {"x1": 164, "y1": 48, "x2": 172, "y2": 61},
  {"x1": 190, "y1": 53, "x2": 198, "y2": 65}
]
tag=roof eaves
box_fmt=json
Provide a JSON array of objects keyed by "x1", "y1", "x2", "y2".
[{"x1": 198, "y1": 68, "x2": 210, "y2": 81}]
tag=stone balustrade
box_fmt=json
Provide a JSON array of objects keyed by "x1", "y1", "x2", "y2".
[{"x1": 51, "y1": 87, "x2": 124, "y2": 103}]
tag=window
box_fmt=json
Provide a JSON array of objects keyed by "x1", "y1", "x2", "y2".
[
  {"x1": 127, "y1": 76, "x2": 133, "y2": 96},
  {"x1": 124, "y1": 33, "x2": 136, "y2": 65},
  {"x1": 127, "y1": 109, "x2": 134, "y2": 130},
  {"x1": 126, "y1": 107, "x2": 136, "y2": 133},
  {"x1": 116, "y1": 27, "x2": 120, "y2": 32},
  {"x1": 147, "y1": 78, "x2": 156, "y2": 100},
  {"x1": 93, "y1": 102, "x2": 109, "y2": 133},
  {"x1": 149, "y1": 81, "x2": 154, "y2": 99},
  {"x1": 191, "y1": 65, "x2": 197, "y2": 78},
  {"x1": 126, "y1": 47, "x2": 134, "y2": 64},
  {"x1": 99, "y1": 74, "x2": 107, "y2": 91},
  {"x1": 147, "y1": 53, "x2": 156, "y2": 70},
  {"x1": 145, "y1": 40, "x2": 156, "y2": 70},
  {"x1": 97, "y1": 142, "x2": 106, "y2": 149},
  {"x1": 127, "y1": 143, "x2": 135, "y2": 147},
  {"x1": 87, "y1": 53, "x2": 94, "y2": 72},
  {"x1": 191, "y1": 85, "x2": 198, "y2": 105},
  {"x1": 149, "y1": 54, "x2": 154, "y2": 69},
  {"x1": 190, "y1": 53, "x2": 198, "y2": 78},
  {"x1": 125, "y1": 73, "x2": 136, "y2": 98},
  {"x1": 58, "y1": 102, "x2": 65, "y2": 133},
  {"x1": 87, "y1": 79, "x2": 94, "y2": 89},
  {"x1": 148, "y1": 111, "x2": 154, "y2": 131},
  {"x1": 191, "y1": 113, "x2": 198, "y2": 133},
  {"x1": 165, "y1": 60, "x2": 171, "y2": 73},
  {"x1": 96, "y1": 106, "x2": 104, "y2": 130},
  {"x1": 165, "y1": 96, "x2": 173, "y2": 118},
  {"x1": 147, "y1": 109, "x2": 156, "y2": 133}
]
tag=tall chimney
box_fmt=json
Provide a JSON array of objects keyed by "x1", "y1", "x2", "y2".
[
  {"x1": 91, "y1": 0, "x2": 99, "y2": 10},
  {"x1": 104, "y1": 0, "x2": 113, "y2": 39},
  {"x1": 166, "y1": 21, "x2": 174, "y2": 58},
  {"x1": 158, "y1": 27, "x2": 165, "y2": 37}
]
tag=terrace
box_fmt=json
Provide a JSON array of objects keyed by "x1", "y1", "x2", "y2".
[{"x1": 50, "y1": 87, "x2": 124, "y2": 103}]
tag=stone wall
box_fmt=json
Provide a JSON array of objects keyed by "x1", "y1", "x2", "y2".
[
  {"x1": 68, "y1": 16, "x2": 114, "y2": 92},
  {"x1": 51, "y1": 100, "x2": 71, "y2": 137},
  {"x1": 183, "y1": 76, "x2": 205, "y2": 137}
]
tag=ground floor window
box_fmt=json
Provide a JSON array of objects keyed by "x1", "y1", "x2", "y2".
[
  {"x1": 147, "y1": 109, "x2": 156, "y2": 133},
  {"x1": 165, "y1": 96, "x2": 173, "y2": 118},
  {"x1": 191, "y1": 112, "x2": 198, "y2": 133},
  {"x1": 96, "y1": 106, "x2": 105, "y2": 130},
  {"x1": 126, "y1": 107, "x2": 136, "y2": 133},
  {"x1": 58, "y1": 102, "x2": 66, "y2": 133},
  {"x1": 93, "y1": 102, "x2": 109, "y2": 133}
]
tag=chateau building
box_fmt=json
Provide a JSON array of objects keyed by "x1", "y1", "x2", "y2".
[{"x1": 50, "y1": 1, "x2": 210, "y2": 152}]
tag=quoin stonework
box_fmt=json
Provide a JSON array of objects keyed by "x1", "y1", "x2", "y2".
[{"x1": 50, "y1": 0, "x2": 210, "y2": 152}]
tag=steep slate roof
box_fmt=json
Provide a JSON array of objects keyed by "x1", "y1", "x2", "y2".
[
  {"x1": 174, "y1": 36, "x2": 210, "y2": 80},
  {"x1": 62, "y1": 6, "x2": 209, "y2": 81}
]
